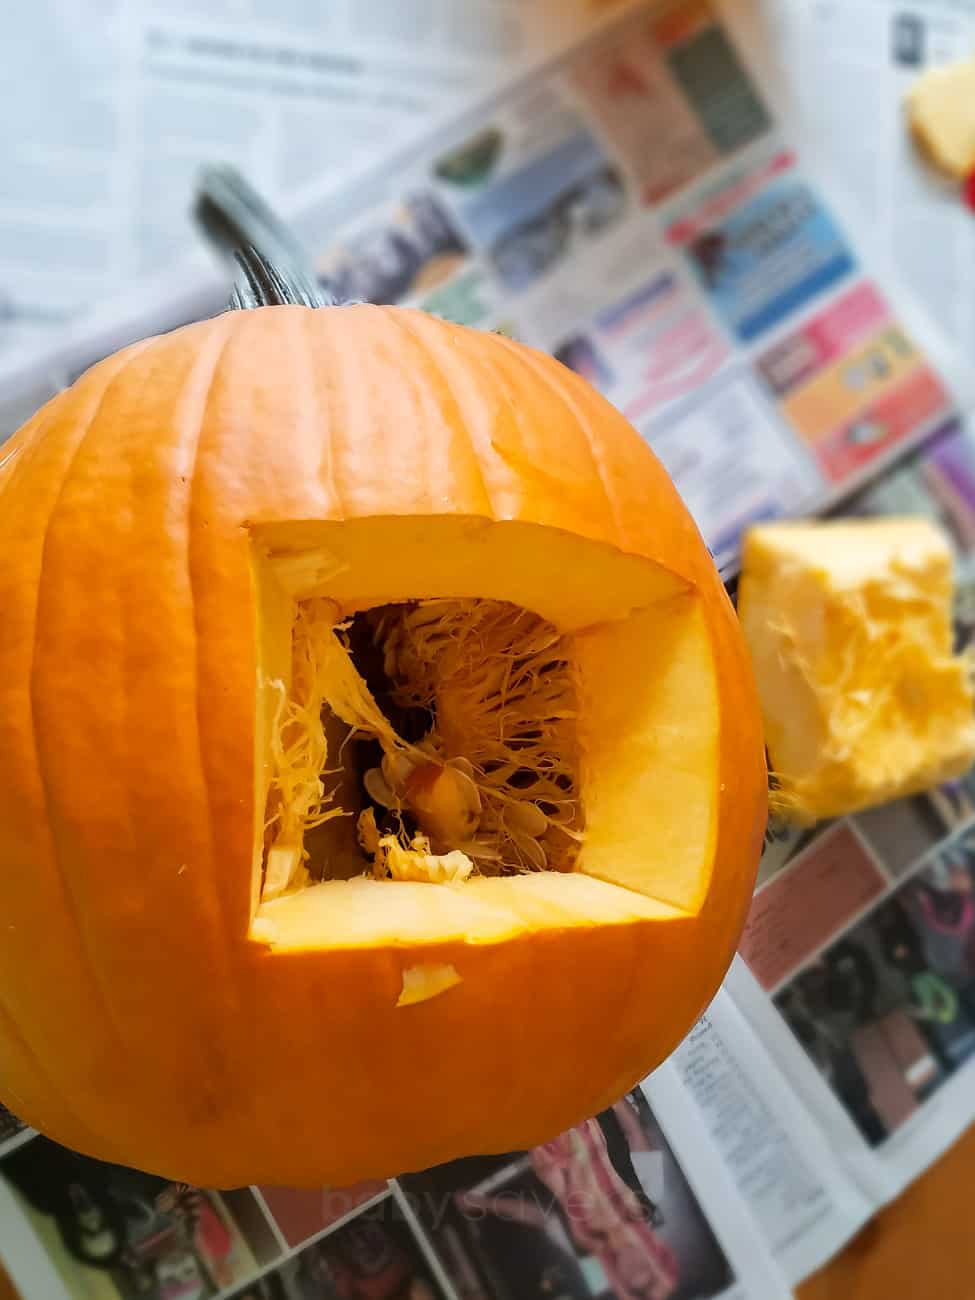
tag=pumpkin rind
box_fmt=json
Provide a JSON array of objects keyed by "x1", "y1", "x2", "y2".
[{"x1": 0, "y1": 305, "x2": 766, "y2": 1185}]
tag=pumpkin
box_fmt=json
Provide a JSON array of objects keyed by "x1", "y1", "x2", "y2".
[{"x1": 0, "y1": 304, "x2": 766, "y2": 1187}]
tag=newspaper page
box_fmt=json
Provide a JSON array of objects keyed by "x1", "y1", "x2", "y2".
[
  {"x1": 669, "y1": 988, "x2": 876, "y2": 1285},
  {"x1": 767, "y1": 0, "x2": 975, "y2": 359},
  {"x1": 0, "y1": 1, "x2": 974, "y2": 1296},
  {"x1": 0, "y1": 0, "x2": 619, "y2": 360}
]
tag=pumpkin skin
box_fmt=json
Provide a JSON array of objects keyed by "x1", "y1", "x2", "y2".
[{"x1": 0, "y1": 304, "x2": 766, "y2": 1187}]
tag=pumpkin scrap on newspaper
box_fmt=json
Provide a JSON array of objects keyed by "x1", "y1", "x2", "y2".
[{"x1": 0, "y1": 305, "x2": 766, "y2": 1186}]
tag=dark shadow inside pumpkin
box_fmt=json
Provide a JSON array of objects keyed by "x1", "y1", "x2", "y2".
[{"x1": 260, "y1": 597, "x2": 583, "y2": 901}]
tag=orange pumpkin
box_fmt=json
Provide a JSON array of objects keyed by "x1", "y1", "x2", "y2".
[{"x1": 0, "y1": 304, "x2": 765, "y2": 1187}]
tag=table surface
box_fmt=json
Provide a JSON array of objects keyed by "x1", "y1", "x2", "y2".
[{"x1": 799, "y1": 1122, "x2": 975, "y2": 1299}]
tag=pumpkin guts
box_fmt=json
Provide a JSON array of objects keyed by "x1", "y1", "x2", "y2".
[{"x1": 261, "y1": 595, "x2": 582, "y2": 900}]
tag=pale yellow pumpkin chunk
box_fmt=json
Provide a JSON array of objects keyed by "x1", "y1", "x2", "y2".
[
  {"x1": 907, "y1": 56, "x2": 975, "y2": 178},
  {"x1": 739, "y1": 518, "x2": 975, "y2": 824}
]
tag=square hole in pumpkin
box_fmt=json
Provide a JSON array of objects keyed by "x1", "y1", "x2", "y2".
[{"x1": 248, "y1": 519, "x2": 720, "y2": 948}]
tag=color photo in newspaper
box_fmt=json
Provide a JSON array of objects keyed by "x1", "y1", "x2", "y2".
[{"x1": 0, "y1": 1081, "x2": 788, "y2": 1300}]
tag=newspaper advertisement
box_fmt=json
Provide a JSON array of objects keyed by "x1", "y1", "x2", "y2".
[
  {"x1": 766, "y1": 0, "x2": 975, "y2": 359},
  {"x1": 1, "y1": 0, "x2": 975, "y2": 1297}
]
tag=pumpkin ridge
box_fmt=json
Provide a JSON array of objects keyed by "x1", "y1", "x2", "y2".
[
  {"x1": 26, "y1": 341, "x2": 160, "y2": 1070},
  {"x1": 390, "y1": 308, "x2": 496, "y2": 517},
  {"x1": 488, "y1": 329, "x2": 626, "y2": 545},
  {"x1": 0, "y1": 992, "x2": 113, "y2": 1157},
  {"x1": 2, "y1": 343, "x2": 152, "y2": 510},
  {"x1": 183, "y1": 317, "x2": 248, "y2": 976},
  {"x1": 371, "y1": 308, "x2": 439, "y2": 515},
  {"x1": 311, "y1": 305, "x2": 382, "y2": 517},
  {"x1": 0, "y1": 412, "x2": 53, "y2": 506},
  {"x1": 0, "y1": 431, "x2": 26, "y2": 478},
  {"x1": 0, "y1": 435, "x2": 36, "y2": 512},
  {"x1": 298, "y1": 306, "x2": 342, "y2": 512}
]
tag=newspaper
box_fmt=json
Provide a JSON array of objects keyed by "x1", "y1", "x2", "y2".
[
  {"x1": 767, "y1": 0, "x2": 975, "y2": 360},
  {"x1": 0, "y1": 0, "x2": 641, "y2": 361},
  {"x1": 2, "y1": 2, "x2": 975, "y2": 1298}
]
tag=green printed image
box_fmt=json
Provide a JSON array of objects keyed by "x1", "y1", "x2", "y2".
[
  {"x1": 434, "y1": 128, "x2": 505, "y2": 187},
  {"x1": 667, "y1": 26, "x2": 771, "y2": 155},
  {"x1": 422, "y1": 267, "x2": 495, "y2": 327}
]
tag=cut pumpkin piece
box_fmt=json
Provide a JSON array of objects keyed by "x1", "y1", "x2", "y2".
[
  {"x1": 739, "y1": 517, "x2": 975, "y2": 823},
  {"x1": 907, "y1": 56, "x2": 975, "y2": 179},
  {"x1": 0, "y1": 303, "x2": 766, "y2": 1188}
]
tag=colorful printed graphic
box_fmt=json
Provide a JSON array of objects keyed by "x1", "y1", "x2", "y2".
[
  {"x1": 774, "y1": 827, "x2": 975, "y2": 1146},
  {"x1": 845, "y1": 421, "x2": 975, "y2": 531},
  {"x1": 662, "y1": 19, "x2": 771, "y2": 155},
  {"x1": 757, "y1": 283, "x2": 952, "y2": 482},
  {"x1": 673, "y1": 172, "x2": 856, "y2": 342},
  {"x1": 853, "y1": 793, "x2": 959, "y2": 883},
  {"x1": 224, "y1": 1213, "x2": 443, "y2": 1300},
  {"x1": 420, "y1": 266, "x2": 500, "y2": 329},
  {"x1": 740, "y1": 823, "x2": 888, "y2": 993},
  {"x1": 570, "y1": 3, "x2": 769, "y2": 206},
  {"x1": 650, "y1": 0, "x2": 714, "y2": 49},
  {"x1": 637, "y1": 371, "x2": 818, "y2": 561},
  {"x1": 456, "y1": 124, "x2": 627, "y2": 291},
  {"x1": 554, "y1": 332, "x2": 617, "y2": 389},
  {"x1": 0, "y1": 1137, "x2": 280, "y2": 1300},
  {"x1": 569, "y1": 24, "x2": 718, "y2": 205},
  {"x1": 256, "y1": 1181, "x2": 387, "y2": 1249},
  {"x1": 843, "y1": 420, "x2": 975, "y2": 647},
  {"x1": 664, "y1": 149, "x2": 794, "y2": 245},
  {"x1": 433, "y1": 128, "x2": 504, "y2": 189},
  {"x1": 315, "y1": 191, "x2": 469, "y2": 305},
  {"x1": 0, "y1": 1085, "x2": 750, "y2": 1300},
  {"x1": 553, "y1": 271, "x2": 730, "y2": 416},
  {"x1": 404, "y1": 1089, "x2": 734, "y2": 1300}
]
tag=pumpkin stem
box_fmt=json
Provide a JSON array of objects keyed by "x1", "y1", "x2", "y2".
[{"x1": 194, "y1": 163, "x2": 330, "y2": 310}]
